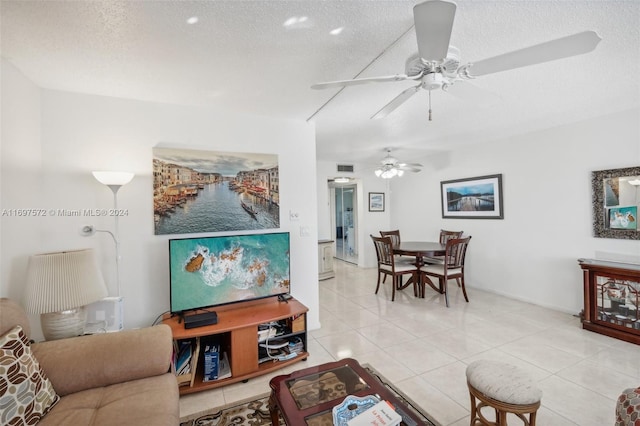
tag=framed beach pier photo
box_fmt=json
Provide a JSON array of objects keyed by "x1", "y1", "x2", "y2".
[{"x1": 441, "y1": 174, "x2": 503, "y2": 219}]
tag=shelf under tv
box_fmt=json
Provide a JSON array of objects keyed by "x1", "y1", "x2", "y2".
[{"x1": 163, "y1": 296, "x2": 309, "y2": 395}]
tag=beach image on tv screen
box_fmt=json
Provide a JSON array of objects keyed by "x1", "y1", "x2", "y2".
[{"x1": 170, "y1": 233, "x2": 290, "y2": 312}]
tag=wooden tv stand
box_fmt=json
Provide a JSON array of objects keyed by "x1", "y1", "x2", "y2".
[{"x1": 162, "y1": 297, "x2": 309, "y2": 395}]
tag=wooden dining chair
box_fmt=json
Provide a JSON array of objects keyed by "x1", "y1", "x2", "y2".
[
  {"x1": 379, "y1": 230, "x2": 401, "y2": 248},
  {"x1": 423, "y1": 229, "x2": 463, "y2": 265},
  {"x1": 379, "y1": 230, "x2": 413, "y2": 285},
  {"x1": 380, "y1": 230, "x2": 414, "y2": 262},
  {"x1": 419, "y1": 236, "x2": 471, "y2": 307},
  {"x1": 370, "y1": 235, "x2": 419, "y2": 301}
]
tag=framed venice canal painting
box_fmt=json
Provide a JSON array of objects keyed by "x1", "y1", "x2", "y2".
[
  {"x1": 153, "y1": 147, "x2": 280, "y2": 235},
  {"x1": 441, "y1": 174, "x2": 504, "y2": 219}
]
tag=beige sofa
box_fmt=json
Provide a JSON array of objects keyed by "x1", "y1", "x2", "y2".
[{"x1": 0, "y1": 298, "x2": 180, "y2": 425}]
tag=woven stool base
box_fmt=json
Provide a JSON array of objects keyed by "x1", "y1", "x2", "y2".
[{"x1": 468, "y1": 381, "x2": 541, "y2": 426}]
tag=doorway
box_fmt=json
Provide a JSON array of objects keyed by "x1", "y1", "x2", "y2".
[{"x1": 331, "y1": 184, "x2": 358, "y2": 264}]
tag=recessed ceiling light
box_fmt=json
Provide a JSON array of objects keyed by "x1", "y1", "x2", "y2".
[
  {"x1": 330, "y1": 27, "x2": 344, "y2": 35},
  {"x1": 283, "y1": 16, "x2": 309, "y2": 28},
  {"x1": 187, "y1": 16, "x2": 199, "y2": 25},
  {"x1": 283, "y1": 17, "x2": 298, "y2": 27}
]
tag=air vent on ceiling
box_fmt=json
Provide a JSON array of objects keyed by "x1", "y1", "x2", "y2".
[{"x1": 337, "y1": 164, "x2": 354, "y2": 173}]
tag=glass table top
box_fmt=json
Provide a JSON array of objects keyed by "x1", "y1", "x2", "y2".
[{"x1": 285, "y1": 365, "x2": 370, "y2": 411}]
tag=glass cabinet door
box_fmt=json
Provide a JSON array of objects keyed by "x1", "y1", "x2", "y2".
[{"x1": 594, "y1": 275, "x2": 640, "y2": 330}]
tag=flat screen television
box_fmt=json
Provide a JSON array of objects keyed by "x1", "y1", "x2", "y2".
[{"x1": 169, "y1": 232, "x2": 290, "y2": 314}]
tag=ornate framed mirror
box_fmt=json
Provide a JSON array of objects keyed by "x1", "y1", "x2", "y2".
[{"x1": 592, "y1": 166, "x2": 640, "y2": 239}]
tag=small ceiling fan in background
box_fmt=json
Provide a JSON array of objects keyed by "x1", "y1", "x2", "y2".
[
  {"x1": 374, "y1": 149, "x2": 422, "y2": 179},
  {"x1": 312, "y1": 0, "x2": 601, "y2": 121}
]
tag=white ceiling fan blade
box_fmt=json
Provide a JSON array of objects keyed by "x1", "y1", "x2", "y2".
[
  {"x1": 413, "y1": 0, "x2": 457, "y2": 62},
  {"x1": 311, "y1": 73, "x2": 421, "y2": 90},
  {"x1": 444, "y1": 81, "x2": 501, "y2": 107},
  {"x1": 400, "y1": 167, "x2": 422, "y2": 173},
  {"x1": 466, "y1": 31, "x2": 602, "y2": 77},
  {"x1": 398, "y1": 164, "x2": 423, "y2": 172},
  {"x1": 371, "y1": 85, "x2": 421, "y2": 119}
]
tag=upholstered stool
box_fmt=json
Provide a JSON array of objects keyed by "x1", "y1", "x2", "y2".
[
  {"x1": 616, "y1": 387, "x2": 640, "y2": 426},
  {"x1": 466, "y1": 360, "x2": 542, "y2": 426}
]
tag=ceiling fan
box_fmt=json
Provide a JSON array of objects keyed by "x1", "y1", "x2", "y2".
[
  {"x1": 311, "y1": 0, "x2": 601, "y2": 121},
  {"x1": 375, "y1": 149, "x2": 422, "y2": 179}
]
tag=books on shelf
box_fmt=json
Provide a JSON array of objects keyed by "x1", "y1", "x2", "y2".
[
  {"x1": 172, "y1": 338, "x2": 199, "y2": 386},
  {"x1": 346, "y1": 400, "x2": 402, "y2": 426},
  {"x1": 176, "y1": 340, "x2": 193, "y2": 375},
  {"x1": 202, "y1": 335, "x2": 231, "y2": 382},
  {"x1": 218, "y1": 351, "x2": 231, "y2": 380},
  {"x1": 203, "y1": 343, "x2": 219, "y2": 382}
]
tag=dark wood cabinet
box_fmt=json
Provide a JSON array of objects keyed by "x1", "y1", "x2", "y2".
[{"x1": 580, "y1": 258, "x2": 640, "y2": 345}]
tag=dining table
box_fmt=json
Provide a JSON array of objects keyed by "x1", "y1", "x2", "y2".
[{"x1": 393, "y1": 241, "x2": 446, "y2": 297}]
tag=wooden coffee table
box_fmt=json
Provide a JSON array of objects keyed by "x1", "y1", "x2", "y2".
[{"x1": 268, "y1": 358, "x2": 429, "y2": 425}]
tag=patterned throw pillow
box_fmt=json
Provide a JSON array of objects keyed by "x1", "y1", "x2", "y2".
[{"x1": 0, "y1": 325, "x2": 59, "y2": 425}]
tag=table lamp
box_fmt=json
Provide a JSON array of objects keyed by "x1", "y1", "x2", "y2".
[{"x1": 23, "y1": 249, "x2": 108, "y2": 341}]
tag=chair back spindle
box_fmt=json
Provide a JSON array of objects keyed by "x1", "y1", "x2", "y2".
[
  {"x1": 439, "y1": 229, "x2": 463, "y2": 245},
  {"x1": 379, "y1": 230, "x2": 401, "y2": 249},
  {"x1": 445, "y1": 237, "x2": 469, "y2": 269},
  {"x1": 372, "y1": 235, "x2": 394, "y2": 267}
]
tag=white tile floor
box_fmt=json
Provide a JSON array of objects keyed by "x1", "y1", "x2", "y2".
[
  {"x1": 335, "y1": 238, "x2": 358, "y2": 264},
  {"x1": 180, "y1": 260, "x2": 640, "y2": 425}
]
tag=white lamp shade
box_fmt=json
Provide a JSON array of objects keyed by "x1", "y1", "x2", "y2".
[
  {"x1": 92, "y1": 171, "x2": 134, "y2": 186},
  {"x1": 23, "y1": 249, "x2": 108, "y2": 314}
]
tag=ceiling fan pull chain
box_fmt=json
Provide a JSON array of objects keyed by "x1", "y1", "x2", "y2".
[{"x1": 428, "y1": 89, "x2": 433, "y2": 121}]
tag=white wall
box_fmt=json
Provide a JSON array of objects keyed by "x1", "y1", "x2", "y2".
[
  {"x1": 390, "y1": 108, "x2": 640, "y2": 313},
  {"x1": 1, "y1": 60, "x2": 42, "y2": 301},
  {"x1": 1, "y1": 64, "x2": 320, "y2": 339}
]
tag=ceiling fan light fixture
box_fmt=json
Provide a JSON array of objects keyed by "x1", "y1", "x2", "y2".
[
  {"x1": 422, "y1": 73, "x2": 444, "y2": 90},
  {"x1": 377, "y1": 168, "x2": 399, "y2": 179}
]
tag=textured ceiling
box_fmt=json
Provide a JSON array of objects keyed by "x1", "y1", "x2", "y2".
[{"x1": 2, "y1": 1, "x2": 639, "y2": 167}]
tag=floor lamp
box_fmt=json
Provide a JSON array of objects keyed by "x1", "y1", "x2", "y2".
[{"x1": 89, "y1": 171, "x2": 134, "y2": 298}]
